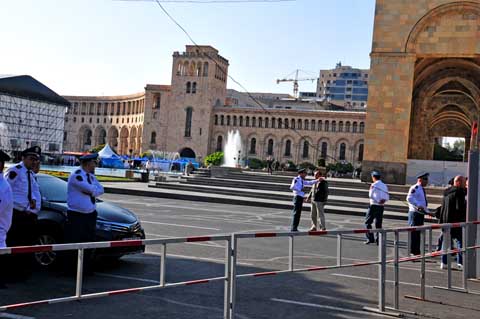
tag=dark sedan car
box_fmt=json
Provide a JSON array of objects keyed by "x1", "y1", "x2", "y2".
[{"x1": 34, "y1": 173, "x2": 145, "y2": 267}]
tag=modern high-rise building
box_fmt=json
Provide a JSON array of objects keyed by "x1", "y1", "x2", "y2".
[{"x1": 316, "y1": 63, "x2": 369, "y2": 109}]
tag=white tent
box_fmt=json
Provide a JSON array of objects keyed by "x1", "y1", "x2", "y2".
[{"x1": 98, "y1": 144, "x2": 120, "y2": 159}]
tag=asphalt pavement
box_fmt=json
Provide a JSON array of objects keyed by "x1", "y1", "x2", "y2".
[{"x1": 1, "y1": 194, "x2": 479, "y2": 319}]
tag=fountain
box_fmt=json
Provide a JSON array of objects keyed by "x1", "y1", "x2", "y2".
[{"x1": 222, "y1": 130, "x2": 244, "y2": 169}]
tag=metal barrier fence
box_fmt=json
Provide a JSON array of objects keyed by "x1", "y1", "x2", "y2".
[{"x1": 1, "y1": 221, "x2": 480, "y2": 318}]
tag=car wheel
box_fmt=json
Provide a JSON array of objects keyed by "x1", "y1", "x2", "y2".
[{"x1": 35, "y1": 232, "x2": 59, "y2": 267}]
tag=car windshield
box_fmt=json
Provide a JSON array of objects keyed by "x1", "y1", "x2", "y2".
[{"x1": 37, "y1": 174, "x2": 68, "y2": 202}]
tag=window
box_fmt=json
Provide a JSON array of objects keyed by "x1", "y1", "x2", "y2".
[
  {"x1": 332, "y1": 121, "x2": 336, "y2": 132},
  {"x1": 233, "y1": 116, "x2": 237, "y2": 126},
  {"x1": 321, "y1": 142, "x2": 328, "y2": 159},
  {"x1": 304, "y1": 119, "x2": 309, "y2": 130},
  {"x1": 284, "y1": 118, "x2": 289, "y2": 129},
  {"x1": 89, "y1": 103, "x2": 94, "y2": 115},
  {"x1": 104, "y1": 103, "x2": 108, "y2": 115},
  {"x1": 339, "y1": 121, "x2": 344, "y2": 132},
  {"x1": 265, "y1": 118, "x2": 269, "y2": 128},
  {"x1": 203, "y1": 62, "x2": 209, "y2": 76},
  {"x1": 302, "y1": 140, "x2": 309, "y2": 158},
  {"x1": 325, "y1": 121, "x2": 329, "y2": 132},
  {"x1": 284, "y1": 140, "x2": 291, "y2": 156},
  {"x1": 267, "y1": 139, "x2": 274, "y2": 156},
  {"x1": 186, "y1": 82, "x2": 191, "y2": 94},
  {"x1": 150, "y1": 131, "x2": 156, "y2": 144},
  {"x1": 346, "y1": 122, "x2": 351, "y2": 132},
  {"x1": 246, "y1": 117, "x2": 250, "y2": 127},
  {"x1": 311, "y1": 120, "x2": 315, "y2": 131},
  {"x1": 239, "y1": 116, "x2": 243, "y2": 127},
  {"x1": 184, "y1": 107, "x2": 193, "y2": 137},
  {"x1": 155, "y1": 94, "x2": 161, "y2": 109},
  {"x1": 359, "y1": 122, "x2": 365, "y2": 133},
  {"x1": 192, "y1": 82, "x2": 197, "y2": 94},
  {"x1": 353, "y1": 122, "x2": 358, "y2": 133},
  {"x1": 258, "y1": 117, "x2": 263, "y2": 128},
  {"x1": 73, "y1": 102, "x2": 78, "y2": 114},
  {"x1": 252, "y1": 117, "x2": 256, "y2": 127},
  {"x1": 216, "y1": 136, "x2": 223, "y2": 152},
  {"x1": 227, "y1": 115, "x2": 231, "y2": 126},
  {"x1": 221, "y1": 115, "x2": 224, "y2": 125},
  {"x1": 358, "y1": 144, "x2": 364, "y2": 161},
  {"x1": 318, "y1": 120, "x2": 322, "y2": 131},
  {"x1": 63, "y1": 132, "x2": 67, "y2": 142},
  {"x1": 277, "y1": 118, "x2": 282, "y2": 129},
  {"x1": 215, "y1": 115, "x2": 218, "y2": 125},
  {"x1": 339, "y1": 143, "x2": 346, "y2": 160},
  {"x1": 116, "y1": 103, "x2": 121, "y2": 115},
  {"x1": 297, "y1": 119, "x2": 302, "y2": 130},
  {"x1": 249, "y1": 138, "x2": 256, "y2": 154},
  {"x1": 97, "y1": 103, "x2": 102, "y2": 115},
  {"x1": 291, "y1": 119, "x2": 295, "y2": 129}
]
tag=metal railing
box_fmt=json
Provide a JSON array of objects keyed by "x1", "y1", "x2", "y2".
[{"x1": 1, "y1": 221, "x2": 480, "y2": 318}]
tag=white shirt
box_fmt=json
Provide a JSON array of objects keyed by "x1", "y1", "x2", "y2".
[
  {"x1": 407, "y1": 182, "x2": 428, "y2": 212},
  {"x1": 369, "y1": 180, "x2": 389, "y2": 206},
  {"x1": 0, "y1": 174, "x2": 13, "y2": 248},
  {"x1": 67, "y1": 168, "x2": 104, "y2": 214},
  {"x1": 4, "y1": 162, "x2": 41, "y2": 214},
  {"x1": 290, "y1": 176, "x2": 318, "y2": 198}
]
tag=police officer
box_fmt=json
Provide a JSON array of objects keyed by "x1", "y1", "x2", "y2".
[
  {"x1": 5, "y1": 146, "x2": 42, "y2": 278},
  {"x1": 365, "y1": 171, "x2": 389, "y2": 244},
  {"x1": 407, "y1": 172, "x2": 430, "y2": 256},
  {"x1": 0, "y1": 150, "x2": 13, "y2": 288},
  {"x1": 65, "y1": 153, "x2": 104, "y2": 271},
  {"x1": 290, "y1": 168, "x2": 319, "y2": 232}
]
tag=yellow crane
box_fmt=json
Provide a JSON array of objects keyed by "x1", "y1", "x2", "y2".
[{"x1": 276, "y1": 69, "x2": 318, "y2": 98}]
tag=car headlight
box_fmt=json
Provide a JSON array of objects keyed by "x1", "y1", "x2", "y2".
[{"x1": 96, "y1": 221, "x2": 112, "y2": 231}]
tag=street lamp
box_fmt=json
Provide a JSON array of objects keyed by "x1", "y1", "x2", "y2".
[{"x1": 237, "y1": 150, "x2": 241, "y2": 168}]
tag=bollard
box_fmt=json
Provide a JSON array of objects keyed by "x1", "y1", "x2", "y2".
[
  {"x1": 160, "y1": 243, "x2": 166, "y2": 286},
  {"x1": 289, "y1": 235, "x2": 294, "y2": 271},
  {"x1": 394, "y1": 231, "x2": 399, "y2": 309},
  {"x1": 230, "y1": 235, "x2": 238, "y2": 319},
  {"x1": 337, "y1": 234, "x2": 342, "y2": 267},
  {"x1": 76, "y1": 248, "x2": 84, "y2": 298},
  {"x1": 224, "y1": 238, "x2": 232, "y2": 319}
]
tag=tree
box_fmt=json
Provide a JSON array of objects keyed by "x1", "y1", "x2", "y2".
[
  {"x1": 205, "y1": 151, "x2": 224, "y2": 166},
  {"x1": 89, "y1": 144, "x2": 105, "y2": 153}
]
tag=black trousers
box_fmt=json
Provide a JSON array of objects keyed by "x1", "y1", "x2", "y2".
[
  {"x1": 365, "y1": 205, "x2": 384, "y2": 242},
  {"x1": 64, "y1": 210, "x2": 98, "y2": 272},
  {"x1": 6, "y1": 210, "x2": 38, "y2": 279},
  {"x1": 408, "y1": 211, "x2": 424, "y2": 255},
  {"x1": 291, "y1": 196, "x2": 304, "y2": 231}
]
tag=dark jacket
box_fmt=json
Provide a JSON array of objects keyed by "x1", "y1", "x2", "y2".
[
  {"x1": 438, "y1": 186, "x2": 466, "y2": 225},
  {"x1": 309, "y1": 180, "x2": 329, "y2": 203}
]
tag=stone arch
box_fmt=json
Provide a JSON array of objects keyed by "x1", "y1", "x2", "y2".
[
  {"x1": 78, "y1": 125, "x2": 93, "y2": 151},
  {"x1": 93, "y1": 126, "x2": 107, "y2": 146},
  {"x1": 353, "y1": 139, "x2": 365, "y2": 163},
  {"x1": 130, "y1": 126, "x2": 137, "y2": 155},
  {"x1": 335, "y1": 138, "x2": 350, "y2": 162},
  {"x1": 108, "y1": 126, "x2": 119, "y2": 149},
  {"x1": 119, "y1": 126, "x2": 129, "y2": 155},
  {"x1": 179, "y1": 147, "x2": 196, "y2": 159},
  {"x1": 405, "y1": 2, "x2": 480, "y2": 54},
  {"x1": 137, "y1": 125, "x2": 143, "y2": 153}
]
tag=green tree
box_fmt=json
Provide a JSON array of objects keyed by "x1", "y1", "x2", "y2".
[
  {"x1": 89, "y1": 144, "x2": 105, "y2": 153},
  {"x1": 205, "y1": 151, "x2": 224, "y2": 166}
]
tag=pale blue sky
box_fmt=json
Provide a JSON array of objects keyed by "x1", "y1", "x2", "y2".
[{"x1": 0, "y1": 0, "x2": 375, "y2": 96}]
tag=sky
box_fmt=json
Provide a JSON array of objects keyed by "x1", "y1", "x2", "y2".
[{"x1": 0, "y1": 0, "x2": 376, "y2": 96}]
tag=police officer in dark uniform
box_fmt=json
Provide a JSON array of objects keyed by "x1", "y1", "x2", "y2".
[
  {"x1": 65, "y1": 153, "x2": 104, "y2": 272},
  {"x1": 406, "y1": 172, "x2": 431, "y2": 256},
  {"x1": 5, "y1": 146, "x2": 42, "y2": 278}
]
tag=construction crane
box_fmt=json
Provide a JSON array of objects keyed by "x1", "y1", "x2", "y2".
[{"x1": 276, "y1": 69, "x2": 318, "y2": 98}]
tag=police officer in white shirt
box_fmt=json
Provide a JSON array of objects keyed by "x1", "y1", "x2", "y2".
[
  {"x1": 365, "y1": 171, "x2": 389, "y2": 244},
  {"x1": 290, "y1": 168, "x2": 319, "y2": 232},
  {"x1": 0, "y1": 150, "x2": 13, "y2": 288},
  {"x1": 407, "y1": 172, "x2": 430, "y2": 256},
  {"x1": 65, "y1": 153, "x2": 104, "y2": 272}
]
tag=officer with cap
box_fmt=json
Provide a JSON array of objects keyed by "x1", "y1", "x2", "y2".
[
  {"x1": 289, "y1": 168, "x2": 320, "y2": 232},
  {"x1": 0, "y1": 150, "x2": 13, "y2": 288},
  {"x1": 364, "y1": 171, "x2": 389, "y2": 244},
  {"x1": 65, "y1": 153, "x2": 104, "y2": 271},
  {"x1": 407, "y1": 172, "x2": 431, "y2": 256},
  {"x1": 4, "y1": 146, "x2": 41, "y2": 278}
]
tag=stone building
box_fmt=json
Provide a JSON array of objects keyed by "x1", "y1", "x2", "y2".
[
  {"x1": 63, "y1": 45, "x2": 366, "y2": 165},
  {"x1": 363, "y1": 0, "x2": 480, "y2": 184}
]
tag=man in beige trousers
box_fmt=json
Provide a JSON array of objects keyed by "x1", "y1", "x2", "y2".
[{"x1": 307, "y1": 168, "x2": 329, "y2": 231}]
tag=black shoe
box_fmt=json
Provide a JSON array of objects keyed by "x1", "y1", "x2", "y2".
[
  {"x1": 291, "y1": 229, "x2": 298, "y2": 232},
  {"x1": 364, "y1": 240, "x2": 375, "y2": 245}
]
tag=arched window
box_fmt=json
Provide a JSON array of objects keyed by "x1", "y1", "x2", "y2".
[
  {"x1": 325, "y1": 121, "x2": 330, "y2": 132},
  {"x1": 246, "y1": 116, "x2": 250, "y2": 127},
  {"x1": 318, "y1": 120, "x2": 322, "y2": 131},
  {"x1": 346, "y1": 121, "x2": 351, "y2": 132},
  {"x1": 221, "y1": 115, "x2": 225, "y2": 125},
  {"x1": 278, "y1": 118, "x2": 282, "y2": 129},
  {"x1": 226, "y1": 115, "x2": 231, "y2": 126},
  {"x1": 291, "y1": 119, "x2": 295, "y2": 129},
  {"x1": 192, "y1": 82, "x2": 197, "y2": 94},
  {"x1": 186, "y1": 82, "x2": 191, "y2": 94},
  {"x1": 339, "y1": 143, "x2": 346, "y2": 160},
  {"x1": 271, "y1": 117, "x2": 276, "y2": 129},
  {"x1": 116, "y1": 102, "x2": 121, "y2": 115},
  {"x1": 311, "y1": 120, "x2": 315, "y2": 131},
  {"x1": 73, "y1": 102, "x2": 78, "y2": 115},
  {"x1": 89, "y1": 103, "x2": 94, "y2": 115},
  {"x1": 259, "y1": 117, "x2": 263, "y2": 128},
  {"x1": 302, "y1": 140, "x2": 309, "y2": 158},
  {"x1": 339, "y1": 121, "x2": 344, "y2": 132},
  {"x1": 214, "y1": 115, "x2": 218, "y2": 125},
  {"x1": 265, "y1": 118, "x2": 269, "y2": 128},
  {"x1": 359, "y1": 122, "x2": 365, "y2": 133},
  {"x1": 284, "y1": 118, "x2": 289, "y2": 129},
  {"x1": 252, "y1": 117, "x2": 256, "y2": 127},
  {"x1": 249, "y1": 138, "x2": 256, "y2": 154},
  {"x1": 216, "y1": 136, "x2": 223, "y2": 152},
  {"x1": 304, "y1": 119, "x2": 309, "y2": 130},
  {"x1": 233, "y1": 116, "x2": 237, "y2": 126},
  {"x1": 150, "y1": 131, "x2": 156, "y2": 144},
  {"x1": 184, "y1": 107, "x2": 193, "y2": 137},
  {"x1": 239, "y1": 116, "x2": 243, "y2": 127},
  {"x1": 353, "y1": 122, "x2": 358, "y2": 133},
  {"x1": 285, "y1": 140, "x2": 292, "y2": 156},
  {"x1": 321, "y1": 142, "x2": 328, "y2": 159},
  {"x1": 332, "y1": 121, "x2": 336, "y2": 132},
  {"x1": 203, "y1": 62, "x2": 209, "y2": 76},
  {"x1": 267, "y1": 139, "x2": 274, "y2": 156},
  {"x1": 196, "y1": 63, "x2": 202, "y2": 77},
  {"x1": 358, "y1": 144, "x2": 364, "y2": 161},
  {"x1": 297, "y1": 119, "x2": 302, "y2": 130}
]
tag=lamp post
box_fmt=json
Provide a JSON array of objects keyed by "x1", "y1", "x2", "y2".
[{"x1": 237, "y1": 150, "x2": 241, "y2": 168}]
